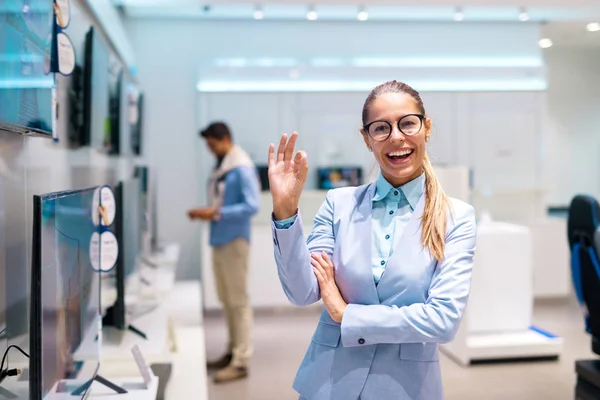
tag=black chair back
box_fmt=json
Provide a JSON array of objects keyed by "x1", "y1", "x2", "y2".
[{"x1": 568, "y1": 195, "x2": 600, "y2": 355}]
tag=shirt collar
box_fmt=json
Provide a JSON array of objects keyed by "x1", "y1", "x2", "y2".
[{"x1": 372, "y1": 172, "x2": 425, "y2": 210}]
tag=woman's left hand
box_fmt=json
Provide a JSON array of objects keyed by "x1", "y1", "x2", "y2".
[{"x1": 311, "y1": 251, "x2": 347, "y2": 323}]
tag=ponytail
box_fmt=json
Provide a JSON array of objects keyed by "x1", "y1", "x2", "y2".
[{"x1": 421, "y1": 154, "x2": 452, "y2": 262}]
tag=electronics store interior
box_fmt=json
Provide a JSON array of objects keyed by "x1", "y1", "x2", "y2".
[{"x1": 2, "y1": 0, "x2": 600, "y2": 399}]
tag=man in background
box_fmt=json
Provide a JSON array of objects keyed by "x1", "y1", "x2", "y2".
[{"x1": 188, "y1": 122, "x2": 260, "y2": 383}]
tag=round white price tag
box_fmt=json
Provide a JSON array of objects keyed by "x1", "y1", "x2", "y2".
[{"x1": 90, "y1": 231, "x2": 119, "y2": 272}]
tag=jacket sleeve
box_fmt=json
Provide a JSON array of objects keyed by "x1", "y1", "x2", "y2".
[
  {"x1": 340, "y1": 205, "x2": 476, "y2": 346},
  {"x1": 218, "y1": 167, "x2": 260, "y2": 221},
  {"x1": 271, "y1": 191, "x2": 335, "y2": 306}
]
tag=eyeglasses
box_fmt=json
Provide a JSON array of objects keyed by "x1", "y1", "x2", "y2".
[{"x1": 363, "y1": 114, "x2": 425, "y2": 142}]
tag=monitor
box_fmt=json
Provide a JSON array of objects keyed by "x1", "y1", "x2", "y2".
[
  {"x1": 129, "y1": 89, "x2": 143, "y2": 156},
  {"x1": 103, "y1": 179, "x2": 141, "y2": 331},
  {"x1": 134, "y1": 166, "x2": 150, "y2": 255},
  {"x1": 106, "y1": 61, "x2": 121, "y2": 155},
  {"x1": 83, "y1": 27, "x2": 109, "y2": 150},
  {"x1": 317, "y1": 166, "x2": 363, "y2": 190},
  {"x1": 29, "y1": 187, "x2": 101, "y2": 400},
  {"x1": 0, "y1": 0, "x2": 55, "y2": 137}
]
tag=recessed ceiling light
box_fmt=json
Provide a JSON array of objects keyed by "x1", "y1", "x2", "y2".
[
  {"x1": 307, "y1": 5, "x2": 318, "y2": 21},
  {"x1": 253, "y1": 5, "x2": 264, "y2": 20},
  {"x1": 587, "y1": 22, "x2": 600, "y2": 32},
  {"x1": 538, "y1": 38, "x2": 553, "y2": 48},
  {"x1": 357, "y1": 6, "x2": 368, "y2": 21},
  {"x1": 518, "y1": 7, "x2": 529, "y2": 22},
  {"x1": 454, "y1": 7, "x2": 464, "y2": 22}
]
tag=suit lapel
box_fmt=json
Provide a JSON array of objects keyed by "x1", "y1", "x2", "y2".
[{"x1": 344, "y1": 183, "x2": 380, "y2": 305}]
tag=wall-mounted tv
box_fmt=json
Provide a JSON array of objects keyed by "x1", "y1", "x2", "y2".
[
  {"x1": 83, "y1": 26, "x2": 109, "y2": 150},
  {"x1": 106, "y1": 62, "x2": 122, "y2": 155},
  {"x1": 317, "y1": 166, "x2": 363, "y2": 190},
  {"x1": 129, "y1": 89, "x2": 143, "y2": 156},
  {"x1": 0, "y1": 1, "x2": 55, "y2": 137}
]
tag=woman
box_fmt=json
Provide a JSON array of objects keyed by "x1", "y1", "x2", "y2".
[{"x1": 267, "y1": 80, "x2": 477, "y2": 400}]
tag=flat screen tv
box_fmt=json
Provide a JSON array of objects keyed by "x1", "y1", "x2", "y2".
[
  {"x1": 106, "y1": 59, "x2": 125, "y2": 155},
  {"x1": 30, "y1": 188, "x2": 101, "y2": 399},
  {"x1": 103, "y1": 179, "x2": 143, "y2": 337},
  {"x1": 150, "y1": 176, "x2": 160, "y2": 253},
  {"x1": 83, "y1": 27, "x2": 109, "y2": 150},
  {"x1": 317, "y1": 166, "x2": 363, "y2": 190},
  {"x1": 67, "y1": 64, "x2": 86, "y2": 147},
  {"x1": 134, "y1": 166, "x2": 150, "y2": 255},
  {"x1": 129, "y1": 89, "x2": 143, "y2": 156},
  {"x1": 0, "y1": 0, "x2": 55, "y2": 137}
]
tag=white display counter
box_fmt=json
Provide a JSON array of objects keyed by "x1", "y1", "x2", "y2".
[{"x1": 440, "y1": 219, "x2": 563, "y2": 365}]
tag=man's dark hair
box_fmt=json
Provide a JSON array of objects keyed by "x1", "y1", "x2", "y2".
[{"x1": 200, "y1": 122, "x2": 232, "y2": 141}]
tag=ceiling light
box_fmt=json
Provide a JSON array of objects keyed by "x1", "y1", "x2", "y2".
[
  {"x1": 518, "y1": 7, "x2": 529, "y2": 22},
  {"x1": 307, "y1": 6, "x2": 318, "y2": 21},
  {"x1": 253, "y1": 5, "x2": 264, "y2": 20},
  {"x1": 453, "y1": 7, "x2": 464, "y2": 22},
  {"x1": 357, "y1": 6, "x2": 368, "y2": 21},
  {"x1": 587, "y1": 22, "x2": 600, "y2": 32},
  {"x1": 538, "y1": 38, "x2": 553, "y2": 48}
]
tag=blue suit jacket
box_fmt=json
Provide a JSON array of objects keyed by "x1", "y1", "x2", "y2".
[{"x1": 271, "y1": 183, "x2": 477, "y2": 400}]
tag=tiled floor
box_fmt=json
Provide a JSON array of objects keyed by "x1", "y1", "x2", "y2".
[{"x1": 204, "y1": 298, "x2": 595, "y2": 400}]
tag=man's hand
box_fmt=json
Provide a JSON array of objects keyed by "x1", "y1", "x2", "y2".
[
  {"x1": 311, "y1": 251, "x2": 347, "y2": 323},
  {"x1": 187, "y1": 207, "x2": 218, "y2": 221}
]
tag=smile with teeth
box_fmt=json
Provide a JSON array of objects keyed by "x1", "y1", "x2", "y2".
[{"x1": 386, "y1": 149, "x2": 414, "y2": 160}]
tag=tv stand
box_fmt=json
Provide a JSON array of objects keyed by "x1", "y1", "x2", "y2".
[
  {"x1": 72, "y1": 374, "x2": 127, "y2": 396},
  {"x1": 128, "y1": 324, "x2": 148, "y2": 340},
  {"x1": 103, "y1": 306, "x2": 148, "y2": 340}
]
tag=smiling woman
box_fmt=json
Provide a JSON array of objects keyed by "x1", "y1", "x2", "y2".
[{"x1": 266, "y1": 80, "x2": 476, "y2": 400}]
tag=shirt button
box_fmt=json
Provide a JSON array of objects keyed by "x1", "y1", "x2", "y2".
[
  {"x1": 389, "y1": 210, "x2": 394, "y2": 215},
  {"x1": 380, "y1": 260, "x2": 385, "y2": 266},
  {"x1": 394, "y1": 190, "x2": 399, "y2": 196},
  {"x1": 385, "y1": 234, "x2": 390, "y2": 240},
  {"x1": 358, "y1": 338, "x2": 365, "y2": 345}
]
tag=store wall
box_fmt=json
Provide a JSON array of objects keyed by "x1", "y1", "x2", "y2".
[{"x1": 125, "y1": 18, "x2": 545, "y2": 280}]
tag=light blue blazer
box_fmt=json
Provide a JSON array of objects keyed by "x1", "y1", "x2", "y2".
[{"x1": 271, "y1": 183, "x2": 477, "y2": 400}]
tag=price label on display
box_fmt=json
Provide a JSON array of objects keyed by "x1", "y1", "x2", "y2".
[{"x1": 89, "y1": 231, "x2": 119, "y2": 272}]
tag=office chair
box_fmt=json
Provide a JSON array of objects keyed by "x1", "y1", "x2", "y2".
[{"x1": 567, "y1": 195, "x2": 600, "y2": 399}]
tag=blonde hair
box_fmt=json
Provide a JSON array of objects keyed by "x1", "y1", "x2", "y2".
[
  {"x1": 362, "y1": 80, "x2": 451, "y2": 262},
  {"x1": 421, "y1": 153, "x2": 452, "y2": 261}
]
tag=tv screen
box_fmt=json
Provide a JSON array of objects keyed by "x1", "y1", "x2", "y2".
[
  {"x1": 134, "y1": 166, "x2": 150, "y2": 255},
  {"x1": 317, "y1": 166, "x2": 363, "y2": 190},
  {"x1": 67, "y1": 64, "x2": 86, "y2": 147},
  {"x1": 0, "y1": 0, "x2": 54, "y2": 137},
  {"x1": 129, "y1": 89, "x2": 143, "y2": 156},
  {"x1": 30, "y1": 188, "x2": 101, "y2": 400},
  {"x1": 150, "y1": 175, "x2": 160, "y2": 252},
  {"x1": 104, "y1": 179, "x2": 141, "y2": 332},
  {"x1": 83, "y1": 27, "x2": 109, "y2": 150}
]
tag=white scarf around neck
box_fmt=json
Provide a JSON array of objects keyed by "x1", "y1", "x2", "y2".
[{"x1": 208, "y1": 145, "x2": 256, "y2": 209}]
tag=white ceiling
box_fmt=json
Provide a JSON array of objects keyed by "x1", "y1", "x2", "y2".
[
  {"x1": 114, "y1": 0, "x2": 600, "y2": 7},
  {"x1": 114, "y1": 0, "x2": 600, "y2": 47}
]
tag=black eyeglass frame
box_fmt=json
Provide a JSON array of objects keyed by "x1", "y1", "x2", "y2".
[{"x1": 363, "y1": 113, "x2": 426, "y2": 142}]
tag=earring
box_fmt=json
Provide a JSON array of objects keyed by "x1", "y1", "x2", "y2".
[{"x1": 367, "y1": 147, "x2": 372, "y2": 152}]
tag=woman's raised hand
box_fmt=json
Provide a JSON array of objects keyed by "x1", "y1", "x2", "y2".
[{"x1": 268, "y1": 132, "x2": 308, "y2": 220}]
